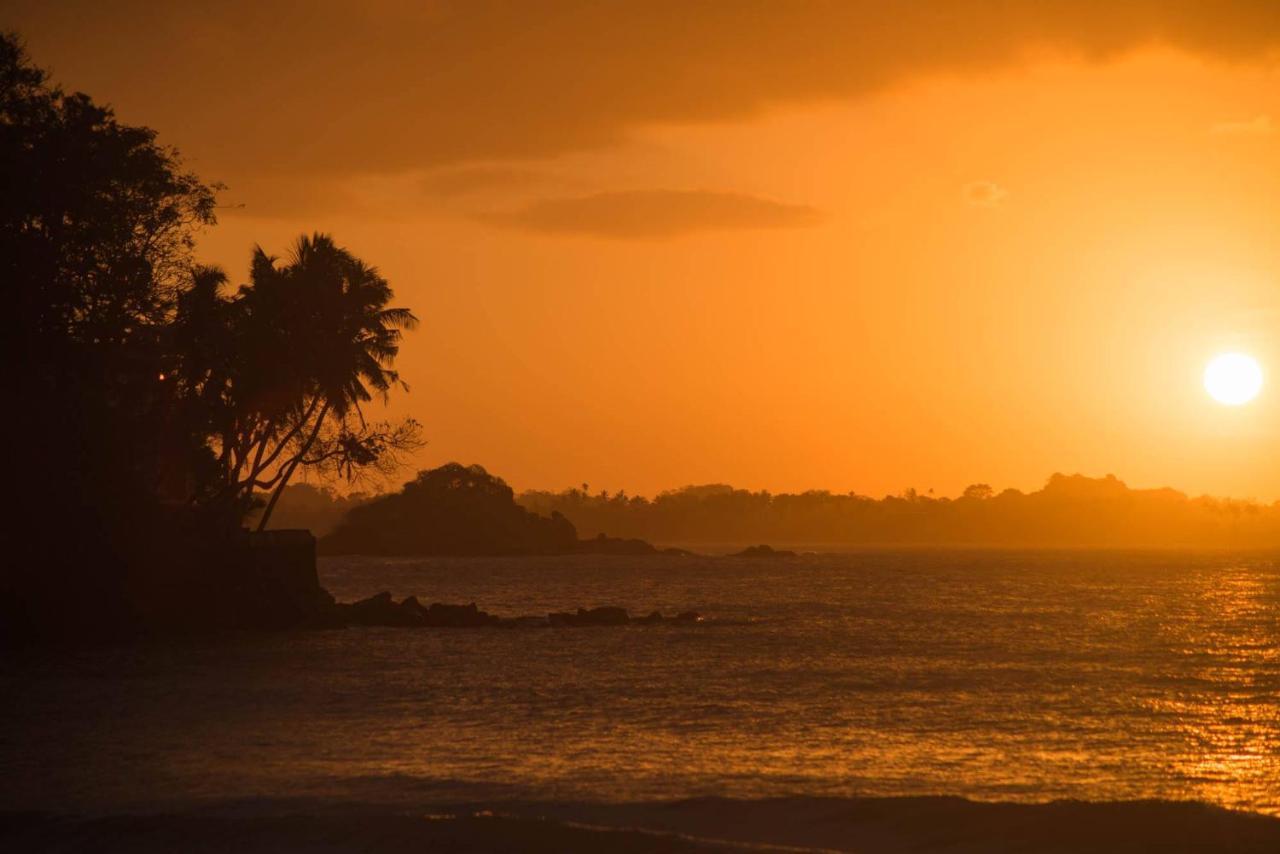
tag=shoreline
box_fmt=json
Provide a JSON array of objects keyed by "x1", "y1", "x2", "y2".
[{"x1": 6, "y1": 795, "x2": 1280, "y2": 853}]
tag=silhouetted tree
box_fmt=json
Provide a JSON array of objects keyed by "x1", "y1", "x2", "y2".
[
  {"x1": 962, "y1": 483, "x2": 994, "y2": 500},
  {"x1": 2, "y1": 34, "x2": 421, "y2": 637},
  {"x1": 175, "y1": 234, "x2": 421, "y2": 529},
  {"x1": 3, "y1": 33, "x2": 223, "y2": 636}
]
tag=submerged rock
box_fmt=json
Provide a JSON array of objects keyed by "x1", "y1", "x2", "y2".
[
  {"x1": 728, "y1": 544, "x2": 797, "y2": 558},
  {"x1": 575, "y1": 534, "x2": 656, "y2": 555}
]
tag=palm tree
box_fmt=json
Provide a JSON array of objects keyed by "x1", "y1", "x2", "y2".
[{"x1": 254, "y1": 234, "x2": 417, "y2": 530}]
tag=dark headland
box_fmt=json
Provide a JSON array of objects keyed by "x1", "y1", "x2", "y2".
[{"x1": 3, "y1": 459, "x2": 701, "y2": 642}]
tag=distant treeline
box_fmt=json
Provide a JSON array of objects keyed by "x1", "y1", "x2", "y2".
[
  {"x1": 268, "y1": 471, "x2": 1280, "y2": 548},
  {"x1": 248, "y1": 484, "x2": 375, "y2": 538},
  {"x1": 517, "y1": 475, "x2": 1280, "y2": 548}
]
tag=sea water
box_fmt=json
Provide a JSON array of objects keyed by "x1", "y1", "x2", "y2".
[{"x1": 2, "y1": 550, "x2": 1277, "y2": 816}]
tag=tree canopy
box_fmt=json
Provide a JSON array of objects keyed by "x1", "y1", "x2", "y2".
[{"x1": 2, "y1": 33, "x2": 419, "y2": 637}]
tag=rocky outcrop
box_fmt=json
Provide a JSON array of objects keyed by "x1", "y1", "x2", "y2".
[
  {"x1": 423, "y1": 601, "x2": 502, "y2": 628},
  {"x1": 338, "y1": 592, "x2": 419, "y2": 626},
  {"x1": 337, "y1": 594, "x2": 502, "y2": 627},
  {"x1": 728, "y1": 544, "x2": 797, "y2": 558},
  {"x1": 548, "y1": 606, "x2": 630, "y2": 626},
  {"x1": 331, "y1": 594, "x2": 704, "y2": 629}
]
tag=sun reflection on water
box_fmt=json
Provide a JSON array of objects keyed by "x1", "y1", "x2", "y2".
[{"x1": 1150, "y1": 569, "x2": 1280, "y2": 814}]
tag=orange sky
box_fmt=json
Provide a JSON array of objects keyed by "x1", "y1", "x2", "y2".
[{"x1": 11, "y1": 2, "x2": 1280, "y2": 498}]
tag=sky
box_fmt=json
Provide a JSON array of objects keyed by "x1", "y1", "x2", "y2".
[{"x1": 10, "y1": 1, "x2": 1280, "y2": 499}]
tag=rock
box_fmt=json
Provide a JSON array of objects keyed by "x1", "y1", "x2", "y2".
[
  {"x1": 335, "y1": 593, "x2": 505, "y2": 627},
  {"x1": 399, "y1": 595, "x2": 430, "y2": 624},
  {"x1": 575, "y1": 534, "x2": 657, "y2": 555},
  {"x1": 547, "y1": 606, "x2": 631, "y2": 626},
  {"x1": 729, "y1": 544, "x2": 797, "y2": 558},
  {"x1": 576, "y1": 606, "x2": 630, "y2": 626},
  {"x1": 339, "y1": 591, "x2": 423, "y2": 626},
  {"x1": 333, "y1": 597, "x2": 706, "y2": 629},
  {"x1": 423, "y1": 601, "x2": 500, "y2": 627},
  {"x1": 502, "y1": 615, "x2": 551, "y2": 628}
]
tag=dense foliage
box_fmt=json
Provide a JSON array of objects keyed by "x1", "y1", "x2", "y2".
[{"x1": 2, "y1": 34, "x2": 416, "y2": 636}]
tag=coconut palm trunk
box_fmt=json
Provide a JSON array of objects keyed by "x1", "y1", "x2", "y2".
[{"x1": 256, "y1": 401, "x2": 330, "y2": 531}]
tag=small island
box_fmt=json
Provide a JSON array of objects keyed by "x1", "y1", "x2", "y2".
[{"x1": 319, "y1": 463, "x2": 685, "y2": 558}]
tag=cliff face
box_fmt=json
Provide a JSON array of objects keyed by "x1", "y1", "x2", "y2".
[
  {"x1": 227, "y1": 529, "x2": 338, "y2": 629},
  {"x1": 141, "y1": 528, "x2": 338, "y2": 634},
  {"x1": 320, "y1": 463, "x2": 579, "y2": 556},
  {"x1": 1, "y1": 525, "x2": 338, "y2": 644}
]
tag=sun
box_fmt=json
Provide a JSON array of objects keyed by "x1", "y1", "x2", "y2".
[{"x1": 1204, "y1": 353, "x2": 1263, "y2": 406}]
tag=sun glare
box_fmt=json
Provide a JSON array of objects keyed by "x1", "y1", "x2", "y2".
[{"x1": 1204, "y1": 353, "x2": 1263, "y2": 406}]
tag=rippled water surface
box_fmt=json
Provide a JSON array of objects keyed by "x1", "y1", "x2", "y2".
[{"x1": 2, "y1": 551, "x2": 1278, "y2": 815}]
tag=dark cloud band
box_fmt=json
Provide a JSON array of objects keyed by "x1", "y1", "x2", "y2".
[{"x1": 12, "y1": 0, "x2": 1280, "y2": 182}]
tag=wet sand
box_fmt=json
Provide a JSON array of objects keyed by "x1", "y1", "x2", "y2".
[{"x1": 6, "y1": 796, "x2": 1280, "y2": 853}]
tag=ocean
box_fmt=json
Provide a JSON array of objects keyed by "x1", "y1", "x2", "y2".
[{"x1": 3, "y1": 549, "x2": 1279, "y2": 849}]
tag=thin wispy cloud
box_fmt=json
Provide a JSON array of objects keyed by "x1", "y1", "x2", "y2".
[
  {"x1": 1210, "y1": 114, "x2": 1273, "y2": 136},
  {"x1": 484, "y1": 189, "x2": 822, "y2": 239}
]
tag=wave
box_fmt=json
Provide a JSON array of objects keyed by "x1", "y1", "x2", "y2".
[{"x1": 5, "y1": 795, "x2": 1279, "y2": 853}]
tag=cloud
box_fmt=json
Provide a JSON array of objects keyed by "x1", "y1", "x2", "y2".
[
  {"x1": 483, "y1": 190, "x2": 822, "y2": 238},
  {"x1": 13, "y1": 1, "x2": 1280, "y2": 189},
  {"x1": 962, "y1": 181, "x2": 1010, "y2": 208},
  {"x1": 1210, "y1": 114, "x2": 1274, "y2": 135},
  {"x1": 420, "y1": 166, "x2": 556, "y2": 197}
]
